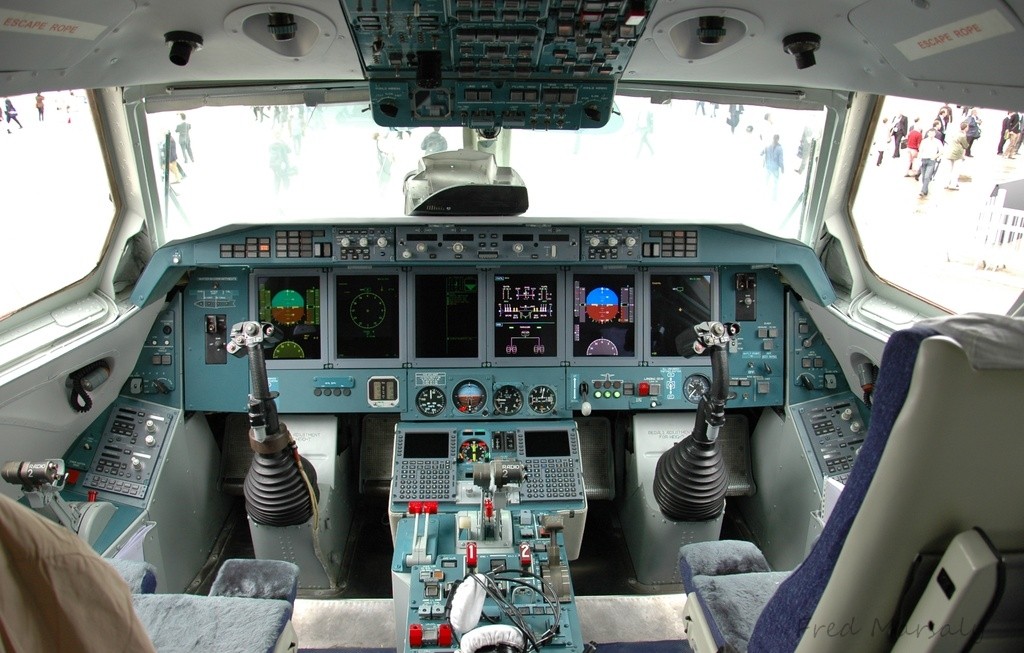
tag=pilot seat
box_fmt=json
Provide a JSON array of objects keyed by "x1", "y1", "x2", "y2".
[{"x1": 678, "y1": 315, "x2": 1024, "y2": 652}]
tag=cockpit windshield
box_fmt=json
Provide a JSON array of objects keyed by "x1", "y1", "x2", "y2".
[{"x1": 144, "y1": 94, "x2": 828, "y2": 244}]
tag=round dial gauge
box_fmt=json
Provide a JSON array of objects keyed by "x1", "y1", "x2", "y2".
[
  {"x1": 458, "y1": 439, "x2": 490, "y2": 463},
  {"x1": 527, "y1": 385, "x2": 557, "y2": 414},
  {"x1": 415, "y1": 386, "x2": 446, "y2": 416},
  {"x1": 586, "y1": 338, "x2": 619, "y2": 356},
  {"x1": 492, "y1": 385, "x2": 524, "y2": 416},
  {"x1": 349, "y1": 292, "x2": 386, "y2": 329},
  {"x1": 683, "y1": 374, "x2": 711, "y2": 403},
  {"x1": 452, "y1": 380, "x2": 487, "y2": 414}
]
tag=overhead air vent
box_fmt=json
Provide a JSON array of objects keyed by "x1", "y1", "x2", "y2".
[
  {"x1": 652, "y1": 8, "x2": 764, "y2": 63},
  {"x1": 224, "y1": 4, "x2": 336, "y2": 59}
]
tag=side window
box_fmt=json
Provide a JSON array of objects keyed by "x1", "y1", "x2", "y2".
[
  {"x1": 851, "y1": 96, "x2": 1023, "y2": 314},
  {"x1": 0, "y1": 91, "x2": 115, "y2": 320}
]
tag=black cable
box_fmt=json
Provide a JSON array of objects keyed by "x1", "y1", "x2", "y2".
[
  {"x1": 490, "y1": 570, "x2": 563, "y2": 652},
  {"x1": 67, "y1": 360, "x2": 107, "y2": 413}
]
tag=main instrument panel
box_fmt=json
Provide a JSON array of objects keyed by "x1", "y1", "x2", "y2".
[{"x1": 128, "y1": 224, "x2": 835, "y2": 418}]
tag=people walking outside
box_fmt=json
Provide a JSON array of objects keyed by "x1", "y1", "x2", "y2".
[
  {"x1": 35, "y1": 93, "x2": 44, "y2": 121},
  {"x1": 916, "y1": 129, "x2": 942, "y2": 197},
  {"x1": 175, "y1": 113, "x2": 194, "y2": 163},
  {"x1": 159, "y1": 133, "x2": 185, "y2": 183},
  {"x1": 420, "y1": 126, "x2": 448, "y2": 155},
  {"x1": 4, "y1": 98, "x2": 23, "y2": 131},
  {"x1": 904, "y1": 118, "x2": 922, "y2": 176},
  {"x1": 890, "y1": 113, "x2": 908, "y2": 158},
  {"x1": 964, "y1": 108, "x2": 981, "y2": 157},
  {"x1": 942, "y1": 121, "x2": 969, "y2": 190},
  {"x1": 762, "y1": 134, "x2": 784, "y2": 200},
  {"x1": 269, "y1": 130, "x2": 293, "y2": 194},
  {"x1": 727, "y1": 104, "x2": 744, "y2": 135},
  {"x1": 999, "y1": 110, "x2": 1020, "y2": 156},
  {"x1": 872, "y1": 117, "x2": 890, "y2": 166}
]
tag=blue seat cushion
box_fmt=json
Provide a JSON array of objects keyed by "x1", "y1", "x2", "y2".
[
  {"x1": 692, "y1": 571, "x2": 791, "y2": 651},
  {"x1": 209, "y1": 558, "x2": 300, "y2": 604},
  {"x1": 132, "y1": 593, "x2": 292, "y2": 653}
]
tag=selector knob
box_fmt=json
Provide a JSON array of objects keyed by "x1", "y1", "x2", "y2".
[
  {"x1": 145, "y1": 435, "x2": 156, "y2": 447},
  {"x1": 625, "y1": 236, "x2": 637, "y2": 247},
  {"x1": 131, "y1": 457, "x2": 142, "y2": 470},
  {"x1": 840, "y1": 408, "x2": 853, "y2": 421},
  {"x1": 340, "y1": 237, "x2": 351, "y2": 247},
  {"x1": 402, "y1": 250, "x2": 412, "y2": 259},
  {"x1": 607, "y1": 237, "x2": 619, "y2": 247},
  {"x1": 452, "y1": 242, "x2": 465, "y2": 253},
  {"x1": 358, "y1": 237, "x2": 369, "y2": 248},
  {"x1": 512, "y1": 243, "x2": 524, "y2": 253},
  {"x1": 589, "y1": 236, "x2": 601, "y2": 247},
  {"x1": 145, "y1": 419, "x2": 157, "y2": 433},
  {"x1": 851, "y1": 421, "x2": 863, "y2": 433},
  {"x1": 416, "y1": 243, "x2": 427, "y2": 253},
  {"x1": 376, "y1": 236, "x2": 389, "y2": 248}
]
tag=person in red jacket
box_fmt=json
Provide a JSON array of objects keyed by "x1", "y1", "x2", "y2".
[{"x1": 904, "y1": 118, "x2": 923, "y2": 177}]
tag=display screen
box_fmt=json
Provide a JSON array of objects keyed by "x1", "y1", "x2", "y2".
[
  {"x1": 572, "y1": 273, "x2": 636, "y2": 357},
  {"x1": 649, "y1": 273, "x2": 714, "y2": 357},
  {"x1": 403, "y1": 431, "x2": 451, "y2": 459},
  {"x1": 256, "y1": 274, "x2": 322, "y2": 360},
  {"x1": 523, "y1": 430, "x2": 572, "y2": 457},
  {"x1": 493, "y1": 273, "x2": 558, "y2": 358},
  {"x1": 336, "y1": 274, "x2": 400, "y2": 358},
  {"x1": 415, "y1": 273, "x2": 480, "y2": 358}
]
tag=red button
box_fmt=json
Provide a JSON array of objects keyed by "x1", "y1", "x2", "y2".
[
  {"x1": 409, "y1": 624, "x2": 423, "y2": 648},
  {"x1": 438, "y1": 624, "x2": 453, "y2": 647},
  {"x1": 66, "y1": 469, "x2": 80, "y2": 485},
  {"x1": 638, "y1": 382, "x2": 650, "y2": 397}
]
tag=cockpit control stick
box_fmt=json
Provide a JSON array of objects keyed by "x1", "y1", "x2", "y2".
[
  {"x1": 1, "y1": 458, "x2": 114, "y2": 546},
  {"x1": 652, "y1": 321, "x2": 739, "y2": 521},
  {"x1": 227, "y1": 321, "x2": 318, "y2": 526}
]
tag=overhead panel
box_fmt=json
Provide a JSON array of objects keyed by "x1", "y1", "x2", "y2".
[{"x1": 338, "y1": 0, "x2": 657, "y2": 130}]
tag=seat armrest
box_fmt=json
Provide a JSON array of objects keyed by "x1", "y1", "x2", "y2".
[
  {"x1": 679, "y1": 540, "x2": 771, "y2": 589},
  {"x1": 107, "y1": 558, "x2": 159, "y2": 594},
  {"x1": 209, "y1": 559, "x2": 300, "y2": 604}
]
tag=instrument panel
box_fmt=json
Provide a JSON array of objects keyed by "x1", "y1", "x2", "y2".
[{"x1": 148, "y1": 224, "x2": 833, "y2": 417}]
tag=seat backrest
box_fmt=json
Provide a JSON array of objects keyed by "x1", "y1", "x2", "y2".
[{"x1": 752, "y1": 320, "x2": 1024, "y2": 652}]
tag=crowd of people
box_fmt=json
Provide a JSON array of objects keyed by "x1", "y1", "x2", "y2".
[{"x1": 872, "y1": 103, "x2": 1021, "y2": 198}]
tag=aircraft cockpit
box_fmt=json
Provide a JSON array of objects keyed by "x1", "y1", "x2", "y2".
[{"x1": 3, "y1": 1, "x2": 1024, "y2": 652}]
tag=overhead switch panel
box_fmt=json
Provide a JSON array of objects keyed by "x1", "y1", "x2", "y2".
[{"x1": 340, "y1": 0, "x2": 657, "y2": 130}]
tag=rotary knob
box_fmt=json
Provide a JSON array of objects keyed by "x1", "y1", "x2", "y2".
[
  {"x1": 607, "y1": 236, "x2": 619, "y2": 247},
  {"x1": 145, "y1": 435, "x2": 156, "y2": 447},
  {"x1": 589, "y1": 236, "x2": 601, "y2": 247},
  {"x1": 376, "y1": 236, "x2": 389, "y2": 248},
  {"x1": 512, "y1": 243, "x2": 524, "y2": 253},
  {"x1": 452, "y1": 242, "x2": 465, "y2": 253},
  {"x1": 416, "y1": 243, "x2": 427, "y2": 253},
  {"x1": 340, "y1": 237, "x2": 351, "y2": 247},
  {"x1": 625, "y1": 236, "x2": 637, "y2": 247},
  {"x1": 358, "y1": 237, "x2": 369, "y2": 247},
  {"x1": 131, "y1": 457, "x2": 142, "y2": 470},
  {"x1": 145, "y1": 419, "x2": 156, "y2": 433}
]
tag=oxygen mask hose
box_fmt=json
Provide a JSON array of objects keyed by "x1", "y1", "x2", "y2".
[{"x1": 652, "y1": 322, "x2": 737, "y2": 521}]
